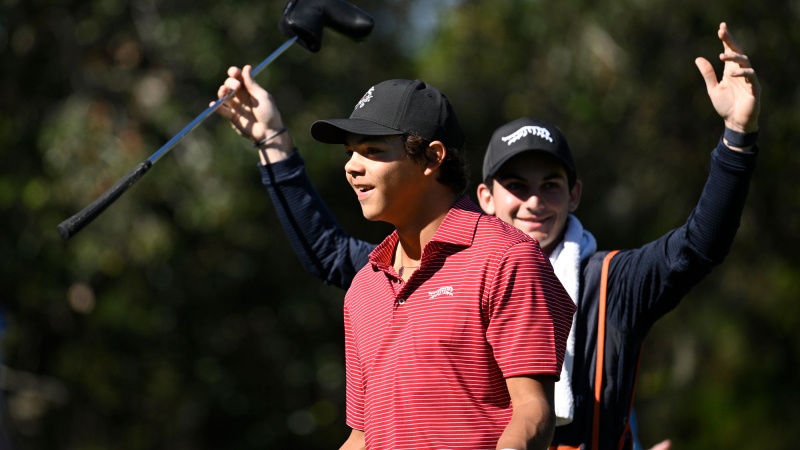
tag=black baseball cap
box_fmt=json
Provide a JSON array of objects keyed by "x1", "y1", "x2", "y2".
[
  {"x1": 310, "y1": 79, "x2": 466, "y2": 150},
  {"x1": 482, "y1": 117, "x2": 577, "y2": 185}
]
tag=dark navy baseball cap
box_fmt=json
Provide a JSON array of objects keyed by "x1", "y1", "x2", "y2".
[
  {"x1": 483, "y1": 117, "x2": 577, "y2": 185},
  {"x1": 310, "y1": 79, "x2": 466, "y2": 150}
]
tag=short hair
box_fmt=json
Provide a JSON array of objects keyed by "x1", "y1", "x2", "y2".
[{"x1": 404, "y1": 133, "x2": 469, "y2": 196}]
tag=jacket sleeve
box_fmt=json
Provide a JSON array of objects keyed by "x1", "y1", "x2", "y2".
[
  {"x1": 607, "y1": 139, "x2": 758, "y2": 337},
  {"x1": 259, "y1": 150, "x2": 376, "y2": 289}
]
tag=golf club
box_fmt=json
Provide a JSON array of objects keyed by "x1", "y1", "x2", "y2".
[{"x1": 57, "y1": 0, "x2": 374, "y2": 240}]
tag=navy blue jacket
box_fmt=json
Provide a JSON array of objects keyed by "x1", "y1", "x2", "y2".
[{"x1": 259, "y1": 140, "x2": 757, "y2": 449}]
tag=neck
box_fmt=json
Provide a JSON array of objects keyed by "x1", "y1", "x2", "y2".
[
  {"x1": 393, "y1": 189, "x2": 458, "y2": 265},
  {"x1": 541, "y1": 242, "x2": 556, "y2": 258}
]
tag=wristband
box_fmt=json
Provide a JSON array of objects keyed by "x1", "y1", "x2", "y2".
[
  {"x1": 723, "y1": 127, "x2": 758, "y2": 148},
  {"x1": 253, "y1": 127, "x2": 288, "y2": 148}
]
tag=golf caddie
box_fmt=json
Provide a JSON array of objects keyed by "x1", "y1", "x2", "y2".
[{"x1": 217, "y1": 77, "x2": 577, "y2": 449}]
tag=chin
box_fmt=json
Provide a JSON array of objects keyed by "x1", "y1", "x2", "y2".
[
  {"x1": 517, "y1": 227, "x2": 544, "y2": 240},
  {"x1": 528, "y1": 233, "x2": 549, "y2": 246},
  {"x1": 359, "y1": 207, "x2": 382, "y2": 222}
]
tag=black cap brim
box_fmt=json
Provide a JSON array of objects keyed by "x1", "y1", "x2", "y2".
[
  {"x1": 485, "y1": 148, "x2": 576, "y2": 182},
  {"x1": 311, "y1": 118, "x2": 403, "y2": 144}
]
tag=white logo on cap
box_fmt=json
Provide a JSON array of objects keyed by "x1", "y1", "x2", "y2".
[
  {"x1": 354, "y1": 86, "x2": 374, "y2": 109},
  {"x1": 501, "y1": 126, "x2": 553, "y2": 145}
]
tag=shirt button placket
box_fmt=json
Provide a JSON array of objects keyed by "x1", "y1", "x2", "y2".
[{"x1": 397, "y1": 285, "x2": 408, "y2": 305}]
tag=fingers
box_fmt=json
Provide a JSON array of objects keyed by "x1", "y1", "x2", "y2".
[
  {"x1": 211, "y1": 102, "x2": 248, "y2": 138},
  {"x1": 694, "y1": 57, "x2": 718, "y2": 91},
  {"x1": 716, "y1": 23, "x2": 757, "y2": 80},
  {"x1": 224, "y1": 76, "x2": 243, "y2": 93},
  {"x1": 212, "y1": 101, "x2": 235, "y2": 121},
  {"x1": 217, "y1": 83, "x2": 232, "y2": 100},
  {"x1": 720, "y1": 51, "x2": 751, "y2": 69},
  {"x1": 648, "y1": 439, "x2": 672, "y2": 450},
  {"x1": 241, "y1": 65, "x2": 272, "y2": 107},
  {"x1": 241, "y1": 65, "x2": 260, "y2": 93},
  {"x1": 215, "y1": 70, "x2": 250, "y2": 124},
  {"x1": 725, "y1": 66, "x2": 760, "y2": 94},
  {"x1": 217, "y1": 75, "x2": 243, "y2": 102},
  {"x1": 227, "y1": 65, "x2": 241, "y2": 77},
  {"x1": 216, "y1": 67, "x2": 253, "y2": 118},
  {"x1": 718, "y1": 22, "x2": 745, "y2": 57},
  {"x1": 717, "y1": 22, "x2": 742, "y2": 53},
  {"x1": 728, "y1": 67, "x2": 757, "y2": 80},
  {"x1": 696, "y1": 52, "x2": 757, "y2": 87},
  {"x1": 217, "y1": 66, "x2": 249, "y2": 98},
  {"x1": 221, "y1": 65, "x2": 267, "y2": 94},
  {"x1": 217, "y1": 64, "x2": 270, "y2": 110}
]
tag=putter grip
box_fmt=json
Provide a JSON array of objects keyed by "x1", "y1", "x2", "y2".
[{"x1": 57, "y1": 161, "x2": 152, "y2": 240}]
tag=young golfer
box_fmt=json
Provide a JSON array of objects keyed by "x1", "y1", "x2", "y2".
[
  {"x1": 217, "y1": 78, "x2": 577, "y2": 449},
  {"x1": 216, "y1": 22, "x2": 759, "y2": 450}
]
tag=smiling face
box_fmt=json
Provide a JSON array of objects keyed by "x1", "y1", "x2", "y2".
[
  {"x1": 344, "y1": 133, "x2": 430, "y2": 227},
  {"x1": 477, "y1": 151, "x2": 582, "y2": 256}
]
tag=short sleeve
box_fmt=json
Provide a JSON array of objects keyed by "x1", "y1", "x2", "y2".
[{"x1": 485, "y1": 240, "x2": 576, "y2": 378}]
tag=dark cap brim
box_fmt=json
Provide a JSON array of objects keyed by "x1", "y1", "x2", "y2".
[
  {"x1": 310, "y1": 118, "x2": 403, "y2": 144},
  {"x1": 485, "y1": 148, "x2": 576, "y2": 181}
]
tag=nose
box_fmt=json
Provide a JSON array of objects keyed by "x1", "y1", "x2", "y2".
[
  {"x1": 345, "y1": 151, "x2": 364, "y2": 178},
  {"x1": 522, "y1": 191, "x2": 541, "y2": 210}
]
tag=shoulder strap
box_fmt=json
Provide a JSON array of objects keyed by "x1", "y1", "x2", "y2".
[
  {"x1": 592, "y1": 250, "x2": 620, "y2": 450},
  {"x1": 550, "y1": 250, "x2": 620, "y2": 450}
]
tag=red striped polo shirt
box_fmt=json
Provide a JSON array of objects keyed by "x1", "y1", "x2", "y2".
[{"x1": 344, "y1": 196, "x2": 576, "y2": 449}]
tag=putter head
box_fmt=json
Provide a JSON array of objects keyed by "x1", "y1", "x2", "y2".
[{"x1": 280, "y1": 0, "x2": 374, "y2": 53}]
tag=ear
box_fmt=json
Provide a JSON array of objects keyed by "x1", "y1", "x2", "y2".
[
  {"x1": 423, "y1": 141, "x2": 446, "y2": 176},
  {"x1": 476, "y1": 182, "x2": 496, "y2": 215},
  {"x1": 568, "y1": 179, "x2": 582, "y2": 212}
]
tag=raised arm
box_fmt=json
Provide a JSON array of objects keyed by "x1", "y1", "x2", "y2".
[
  {"x1": 215, "y1": 67, "x2": 375, "y2": 288},
  {"x1": 608, "y1": 22, "x2": 761, "y2": 333}
]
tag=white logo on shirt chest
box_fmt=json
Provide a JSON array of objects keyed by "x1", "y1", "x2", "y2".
[{"x1": 428, "y1": 286, "x2": 454, "y2": 299}]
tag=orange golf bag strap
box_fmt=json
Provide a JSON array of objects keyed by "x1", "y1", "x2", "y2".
[{"x1": 550, "y1": 250, "x2": 619, "y2": 450}]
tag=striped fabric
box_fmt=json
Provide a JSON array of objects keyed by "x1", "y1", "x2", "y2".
[{"x1": 344, "y1": 196, "x2": 576, "y2": 449}]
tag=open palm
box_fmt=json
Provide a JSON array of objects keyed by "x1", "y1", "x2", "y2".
[{"x1": 695, "y1": 23, "x2": 761, "y2": 133}]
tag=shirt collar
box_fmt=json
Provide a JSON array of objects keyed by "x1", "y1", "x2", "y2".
[{"x1": 368, "y1": 196, "x2": 483, "y2": 272}]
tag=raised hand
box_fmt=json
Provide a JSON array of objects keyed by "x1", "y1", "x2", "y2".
[
  {"x1": 214, "y1": 65, "x2": 294, "y2": 162},
  {"x1": 695, "y1": 22, "x2": 761, "y2": 133}
]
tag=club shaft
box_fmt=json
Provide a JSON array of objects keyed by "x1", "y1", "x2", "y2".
[
  {"x1": 252, "y1": 36, "x2": 298, "y2": 77},
  {"x1": 58, "y1": 37, "x2": 298, "y2": 240},
  {"x1": 147, "y1": 36, "x2": 298, "y2": 164}
]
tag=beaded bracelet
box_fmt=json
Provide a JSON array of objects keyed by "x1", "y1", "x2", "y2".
[{"x1": 253, "y1": 127, "x2": 288, "y2": 148}]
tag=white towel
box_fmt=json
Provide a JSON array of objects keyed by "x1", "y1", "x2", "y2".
[{"x1": 549, "y1": 214, "x2": 596, "y2": 426}]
